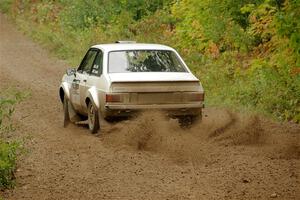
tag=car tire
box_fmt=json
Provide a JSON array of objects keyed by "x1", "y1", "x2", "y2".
[
  {"x1": 63, "y1": 95, "x2": 70, "y2": 128},
  {"x1": 178, "y1": 114, "x2": 202, "y2": 128},
  {"x1": 88, "y1": 102, "x2": 100, "y2": 134}
]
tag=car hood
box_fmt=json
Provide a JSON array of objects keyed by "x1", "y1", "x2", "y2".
[{"x1": 108, "y1": 72, "x2": 199, "y2": 83}]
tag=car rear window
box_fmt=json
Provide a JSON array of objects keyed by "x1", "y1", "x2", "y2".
[{"x1": 108, "y1": 50, "x2": 187, "y2": 73}]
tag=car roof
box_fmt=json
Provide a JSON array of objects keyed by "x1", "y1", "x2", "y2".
[{"x1": 91, "y1": 43, "x2": 175, "y2": 52}]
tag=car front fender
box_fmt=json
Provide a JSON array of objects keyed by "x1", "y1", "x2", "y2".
[{"x1": 60, "y1": 82, "x2": 71, "y2": 101}]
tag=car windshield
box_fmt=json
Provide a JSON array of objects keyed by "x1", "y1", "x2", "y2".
[{"x1": 108, "y1": 50, "x2": 187, "y2": 73}]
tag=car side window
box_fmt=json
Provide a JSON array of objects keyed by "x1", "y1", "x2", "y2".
[
  {"x1": 91, "y1": 51, "x2": 103, "y2": 76},
  {"x1": 78, "y1": 49, "x2": 98, "y2": 74}
]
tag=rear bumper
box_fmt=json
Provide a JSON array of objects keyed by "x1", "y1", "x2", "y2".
[
  {"x1": 105, "y1": 102, "x2": 203, "y2": 109},
  {"x1": 104, "y1": 102, "x2": 204, "y2": 117}
]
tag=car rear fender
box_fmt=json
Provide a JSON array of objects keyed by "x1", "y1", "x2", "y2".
[{"x1": 86, "y1": 87, "x2": 100, "y2": 109}]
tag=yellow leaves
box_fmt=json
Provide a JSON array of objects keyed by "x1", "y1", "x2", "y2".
[
  {"x1": 249, "y1": 15, "x2": 257, "y2": 23},
  {"x1": 207, "y1": 42, "x2": 220, "y2": 58},
  {"x1": 291, "y1": 67, "x2": 300, "y2": 76},
  {"x1": 246, "y1": 1, "x2": 277, "y2": 44},
  {"x1": 161, "y1": 24, "x2": 174, "y2": 38},
  {"x1": 241, "y1": 3, "x2": 255, "y2": 14}
]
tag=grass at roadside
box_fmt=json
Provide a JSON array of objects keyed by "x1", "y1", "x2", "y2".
[{"x1": 0, "y1": 90, "x2": 27, "y2": 189}]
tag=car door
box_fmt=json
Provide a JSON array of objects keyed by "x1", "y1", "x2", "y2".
[
  {"x1": 71, "y1": 49, "x2": 98, "y2": 112},
  {"x1": 84, "y1": 50, "x2": 104, "y2": 112}
]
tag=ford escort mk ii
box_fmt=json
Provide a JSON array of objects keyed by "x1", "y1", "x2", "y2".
[{"x1": 59, "y1": 42, "x2": 204, "y2": 133}]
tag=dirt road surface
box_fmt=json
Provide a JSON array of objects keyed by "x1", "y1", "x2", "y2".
[{"x1": 0, "y1": 13, "x2": 300, "y2": 200}]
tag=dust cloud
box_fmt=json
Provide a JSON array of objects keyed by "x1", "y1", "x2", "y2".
[{"x1": 100, "y1": 109, "x2": 300, "y2": 163}]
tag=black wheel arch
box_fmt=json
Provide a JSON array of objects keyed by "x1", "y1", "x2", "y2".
[{"x1": 59, "y1": 87, "x2": 65, "y2": 103}]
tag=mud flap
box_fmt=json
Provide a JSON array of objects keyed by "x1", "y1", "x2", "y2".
[
  {"x1": 68, "y1": 102, "x2": 81, "y2": 122},
  {"x1": 98, "y1": 110, "x2": 110, "y2": 132}
]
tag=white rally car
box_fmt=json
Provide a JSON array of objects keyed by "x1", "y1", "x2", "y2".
[{"x1": 59, "y1": 42, "x2": 204, "y2": 133}]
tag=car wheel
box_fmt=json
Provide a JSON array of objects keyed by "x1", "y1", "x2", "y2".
[
  {"x1": 63, "y1": 95, "x2": 70, "y2": 127},
  {"x1": 178, "y1": 116, "x2": 192, "y2": 128},
  {"x1": 88, "y1": 102, "x2": 99, "y2": 134},
  {"x1": 178, "y1": 115, "x2": 202, "y2": 128}
]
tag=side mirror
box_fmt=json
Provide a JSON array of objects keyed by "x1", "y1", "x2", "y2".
[{"x1": 66, "y1": 68, "x2": 76, "y2": 76}]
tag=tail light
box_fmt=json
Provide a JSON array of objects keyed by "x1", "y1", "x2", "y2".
[
  {"x1": 190, "y1": 92, "x2": 204, "y2": 101},
  {"x1": 106, "y1": 94, "x2": 121, "y2": 102}
]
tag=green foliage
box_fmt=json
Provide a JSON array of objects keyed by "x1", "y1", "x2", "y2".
[
  {"x1": 59, "y1": 0, "x2": 119, "y2": 29},
  {"x1": 58, "y1": 0, "x2": 172, "y2": 30},
  {"x1": 0, "y1": 91, "x2": 25, "y2": 134},
  {"x1": 275, "y1": 0, "x2": 300, "y2": 66},
  {"x1": 0, "y1": 0, "x2": 13, "y2": 13},
  {"x1": 0, "y1": 140, "x2": 19, "y2": 188},
  {"x1": 3, "y1": 0, "x2": 300, "y2": 122},
  {"x1": 172, "y1": 0, "x2": 253, "y2": 53},
  {"x1": 0, "y1": 90, "x2": 26, "y2": 189}
]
